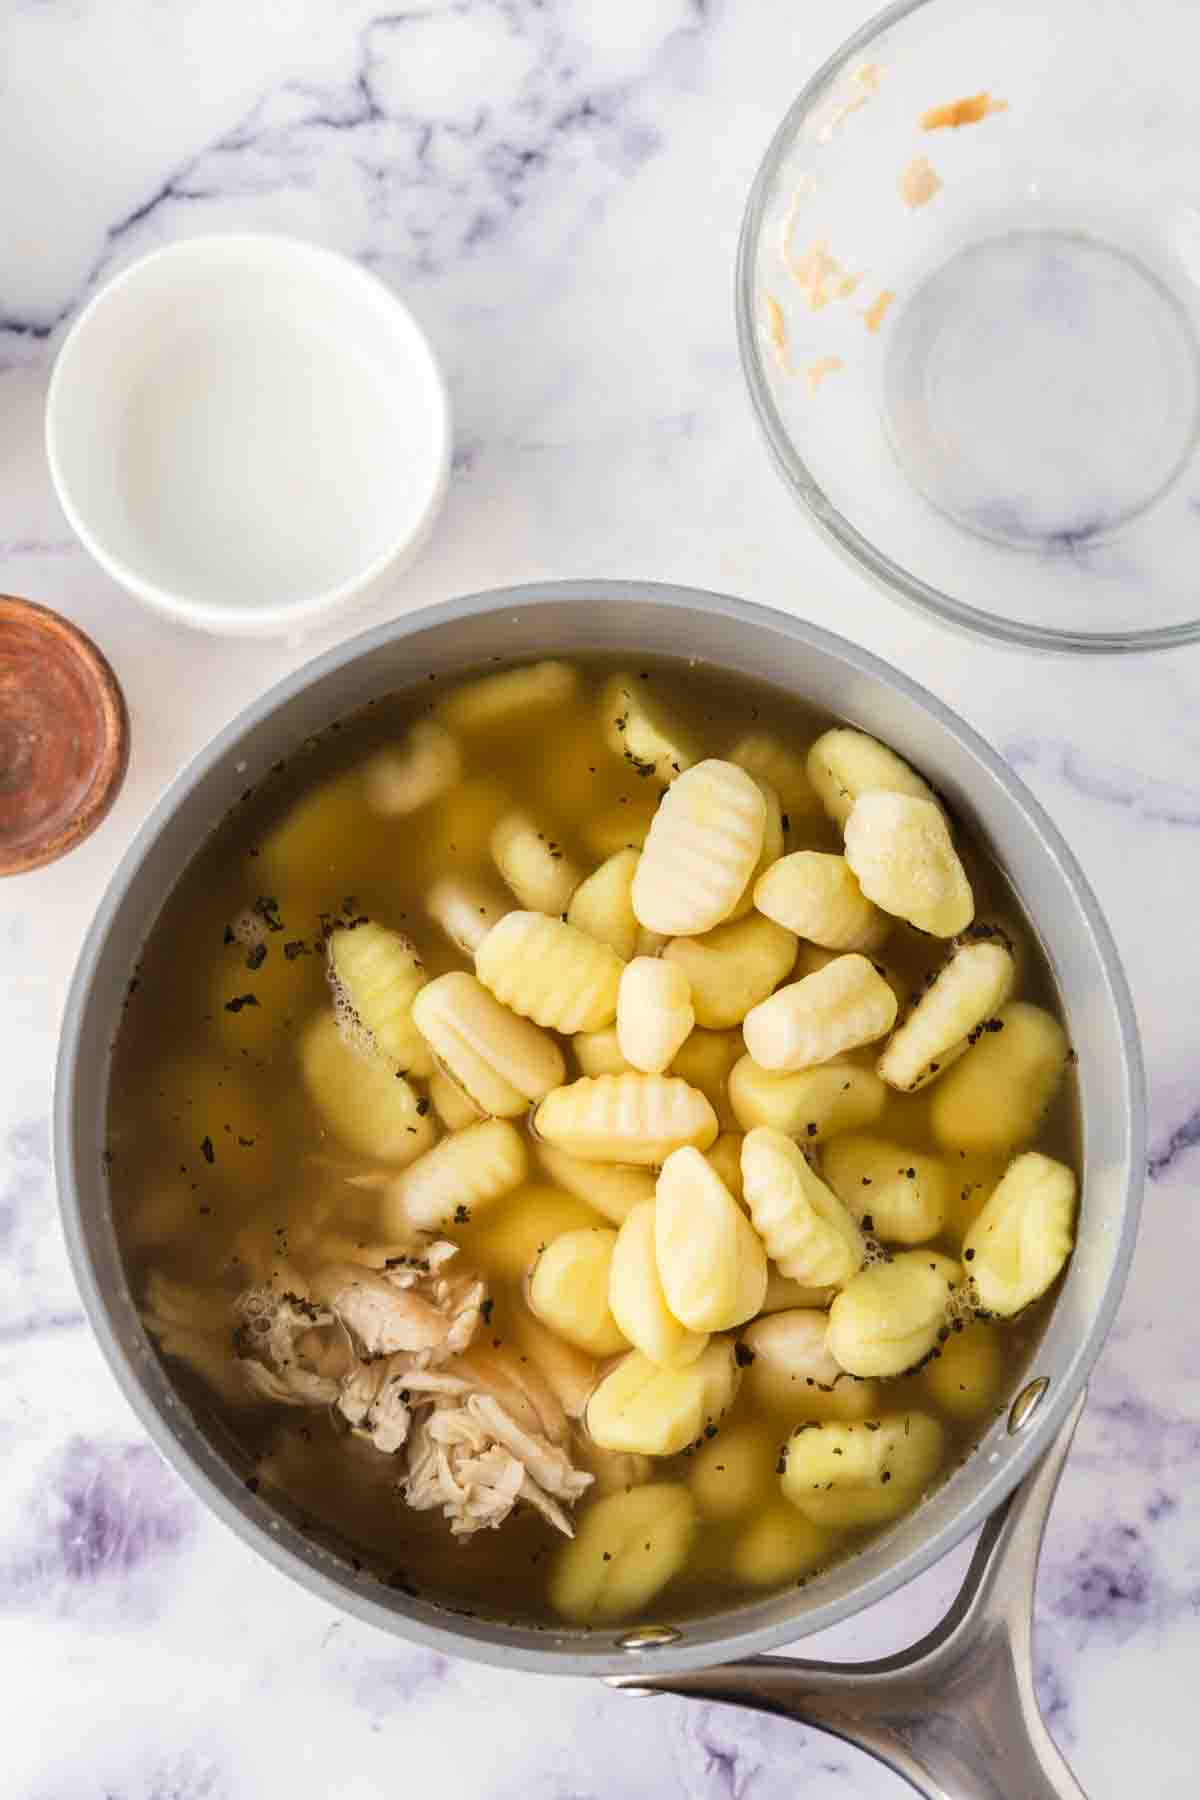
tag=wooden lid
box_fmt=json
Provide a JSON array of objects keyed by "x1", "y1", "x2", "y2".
[{"x1": 0, "y1": 597, "x2": 129, "y2": 876}]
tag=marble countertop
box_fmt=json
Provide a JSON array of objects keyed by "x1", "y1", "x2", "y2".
[{"x1": 2, "y1": 2, "x2": 1197, "y2": 1794}]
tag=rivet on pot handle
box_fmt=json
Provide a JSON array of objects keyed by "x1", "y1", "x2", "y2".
[{"x1": 609, "y1": 1389, "x2": 1087, "y2": 1800}]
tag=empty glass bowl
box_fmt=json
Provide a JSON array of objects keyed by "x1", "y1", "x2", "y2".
[{"x1": 737, "y1": 0, "x2": 1200, "y2": 651}]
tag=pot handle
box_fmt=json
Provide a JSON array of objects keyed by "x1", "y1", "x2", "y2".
[{"x1": 610, "y1": 1389, "x2": 1086, "y2": 1800}]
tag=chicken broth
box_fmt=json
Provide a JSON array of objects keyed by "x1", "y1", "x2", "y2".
[{"x1": 108, "y1": 655, "x2": 1080, "y2": 1628}]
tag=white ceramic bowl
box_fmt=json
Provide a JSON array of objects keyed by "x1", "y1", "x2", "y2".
[{"x1": 46, "y1": 235, "x2": 451, "y2": 639}]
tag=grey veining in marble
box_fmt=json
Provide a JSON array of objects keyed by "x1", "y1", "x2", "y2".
[{"x1": 0, "y1": 3, "x2": 1197, "y2": 1796}]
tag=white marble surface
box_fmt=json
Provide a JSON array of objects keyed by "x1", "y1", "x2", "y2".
[{"x1": 1, "y1": 3, "x2": 1197, "y2": 1794}]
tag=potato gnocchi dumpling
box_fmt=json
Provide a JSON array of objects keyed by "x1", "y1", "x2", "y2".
[
  {"x1": 930, "y1": 1002, "x2": 1069, "y2": 1152},
  {"x1": 664, "y1": 914, "x2": 797, "y2": 1031},
  {"x1": 633, "y1": 759, "x2": 767, "y2": 937},
  {"x1": 490, "y1": 813, "x2": 583, "y2": 915},
  {"x1": 608, "y1": 1200, "x2": 710, "y2": 1368},
  {"x1": 428, "y1": 1068, "x2": 482, "y2": 1131},
  {"x1": 844, "y1": 792, "x2": 974, "y2": 938},
  {"x1": 548, "y1": 1484, "x2": 696, "y2": 1622},
  {"x1": 741, "y1": 1128, "x2": 865, "y2": 1288},
  {"x1": 439, "y1": 659, "x2": 577, "y2": 733},
  {"x1": 754, "y1": 851, "x2": 888, "y2": 953},
  {"x1": 412, "y1": 970, "x2": 565, "y2": 1116},
  {"x1": 477, "y1": 912, "x2": 623, "y2": 1035},
  {"x1": 600, "y1": 673, "x2": 698, "y2": 782},
  {"x1": 362, "y1": 722, "x2": 461, "y2": 816},
  {"x1": 730, "y1": 732, "x2": 818, "y2": 821},
  {"x1": 115, "y1": 652, "x2": 1080, "y2": 1632},
  {"x1": 744, "y1": 954, "x2": 898, "y2": 1072},
  {"x1": 534, "y1": 1143, "x2": 656, "y2": 1225},
  {"x1": 426, "y1": 875, "x2": 508, "y2": 957},
  {"x1": 573, "y1": 1026, "x2": 633, "y2": 1078},
  {"x1": 460, "y1": 1182, "x2": 607, "y2": 1281},
  {"x1": 528, "y1": 1227, "x2": 628, "y2": 1356},
  {"x1": 382, "y1": 1117, "x2": 527, "y2": 1233},
  {"x1": 877, "y1": 937, "x2": 1016, "y2": 1093},
  {"x1": 299, "y1": 1012, "x2": 436, "y2": 1165},
  {"x1": 922, "y1": 1321, "x2": 1004, "y2": 1420},
  {"x1": 705, "y1": 1130, "x2": 745, "y2": 1201},
  {"x1": 727, "y1": 779, "x2": 785, "y2": 921},
  {"x1": 729, "y1": 1054, "x2": 886, "y2": 1140},
  {"x1": 807, "y1": 727, "x2": 940, "y2": 829},
  {"x1": 740, "y1": 1308, "x2": 880, "y2": 1422},
  {"x1": 962, "y1": 1151, "x2": 1076, "y2": 1316},
  {"x1": 827, "y1": 1251, "x2": 960, "y2": 1378},
  {"x1": 822, "y1": 1135, "x2": 950, "y2": 1244},
  {"x1": 617, "y1": 957, "x2": 695, "y2": 1074},
  {"x1": 729, "y1": 1501, "x2": 836, "y2": 1586},
  {"x1": 781, "y1": 1412, "x2": 945, "y2": 1527},
  {"x1": 672, "y1": 1030, "x2": 744, "y2": 1131},
  {"x1": 567, "y1": 849, "x2": 641, "y2": 960},
  {"x1": 535, "y1": 1071, "x2": 718, "y2": 1164},
  {"x1": 586, "y1": 1341, "x2": 740, "y2": 1457},
  {"x1": 328, "y1": 920, "x2": 433, "y2": 1077},
  {"x1": 655, "y1": 1147, "x2": 768, "y2": 1332}
]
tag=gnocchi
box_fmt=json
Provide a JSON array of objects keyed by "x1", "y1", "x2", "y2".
[
  {"x1": 601, "y1": 673, "x2": 698, "y2": 781},
  {"x1": 528, "y1": 1227, "x2": 628, "y2": 1356},
  {"x1": 727, "y1": 779, "x2": 785, "y2": 920},
  {"x1": 328, "y1": 921, "x2": 433, "y2": 1077},
  {"x1": 730, "y1": 732, "x2": 818, "y2": 821},
  {"x1": 822, "y1": 1135, "x2": 950, "y2": 1244},
  {"x1": 877, "y1": 937, "x2": 1016, "y2": 1093},
  {"x1": 962, "y1": 1151, "x2": 1076, "y2": 1316},
  {"x1": 781, "y1": 1412, "x2": 945, "y2": 1527},
  {"x1": 428, "y1": 1068, "x2": 482, "y2": 1131},
  {"x1": 729, "y1": 1502, "x2": 835, "y2": 1586},
  {"x1": 363, "y1": 722, "x2": 461, "y2": 816},
  {"x1": 412, "y1": 970, "x2": 565, "y2": 1116},
  {"x1": 490, "y1": 812, "x2": 583, "y2": 915},
  {"x1": 843, "y1": 792, "x2": 974, "y2": 938},
  {"x1": 741, "y1": 1127, "x2": 865, "y2": 1287},
  {"x1": 534, "y1": 1072, "x2": 718, "y2": 1164},
  {"x1": 573, "y1": 1026, "x2": 634, "y2": 1077},
  {"x1": 754, "y1": 851, "x2": 888, "y2": 953},
  {"x1": 689, "y1": 1421, "x2": 778, "y2": 1520},
  {"x1": 663, "y1": 914, "x2": 797, "y2": 1031},
  {"x1": 632, "y1": 759, "x2": 767, "y2": 936},
  {"x1": 827, "y1": 1251, "x2": 960, "y2": 1378},
  {"x1": 930, "y1": 1002, "x2": 1069, "y2": 1152},
  {"x1": 477, "y1": 912, "x2": 624, "y2": 1035},
  {"x1": 922, "y1": 1321, "x2": 1004, "y2": 1420},
  {"x1": 567, "y1": 849, "x2": 641, "y2": 960},
  {"x1": 382, "y1": 1117, "x2": 527, "y2": 1233},
  {"x1": 705, "y1": 1130, "x2": 745, "y2": 1201},
  {"x1": 300, "y1": 1013, "x2": 435, "y2": 1165},
  {"x1": 548, "y1": 1484, "x2": 696, "y2": 1622},
  {"x1": 534, "y1": 1143, "x2": 656, "y2": 1225},
  {"x1": 655, "y1": 1147, "x2": 768, "y2": 1331},
  {"x1": 743, "y1": 954, "x2": 898, "y2": 1072},
  {"x1": 728, "y1": 1053, "x2": 886, "y2": 1140},
  {"x1": 586, "y1": 1341, "x2": 740, "y2": 1457},
  {"x1": 617, "y1": 957, "x2": 695, "y2": 1074},
  {"x1": 807, "y1": 727, "x2": 940, "y2": 829},
  {"x1": 426, "y1": 875, "x2": 508, "y2": 957},
  {"x1": 608, "y1": 1200, "x2": 709, "y2": 1369},
  {"x1": 672, "y1": 1030, "x2": 744, "y2": 1131},
  {"x1": 439, "y1": 659, "x2": 576, "y2": 733},
  {"x1": 740, "y1": 1307, "x2": 881, "y2": 1422}
]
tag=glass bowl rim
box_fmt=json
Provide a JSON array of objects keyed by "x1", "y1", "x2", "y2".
[{"x1": 734, "y1": 0, "x2": 1200, "y2": 656}]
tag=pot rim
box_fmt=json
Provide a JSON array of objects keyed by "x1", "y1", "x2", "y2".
[{"x1": 54, "y1": 578, "x2": 1145, "y2": 1676}]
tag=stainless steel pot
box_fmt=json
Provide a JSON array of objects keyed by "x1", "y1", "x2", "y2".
[{"x1": 55, "y1": 582, "x2": 1144, "y2": 1798}]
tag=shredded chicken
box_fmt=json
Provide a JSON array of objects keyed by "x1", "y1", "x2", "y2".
[
  {"x1": 149, "y1": 1236, "x2": 592, "y2": 1540},
  {"x1": 405, "y1": 1375, "x2": 593, "y2": 1539}
]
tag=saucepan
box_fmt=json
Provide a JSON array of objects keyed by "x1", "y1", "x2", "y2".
[{"x1": 55, "y1": 582, "x2": 1143, "y2": 1798}]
